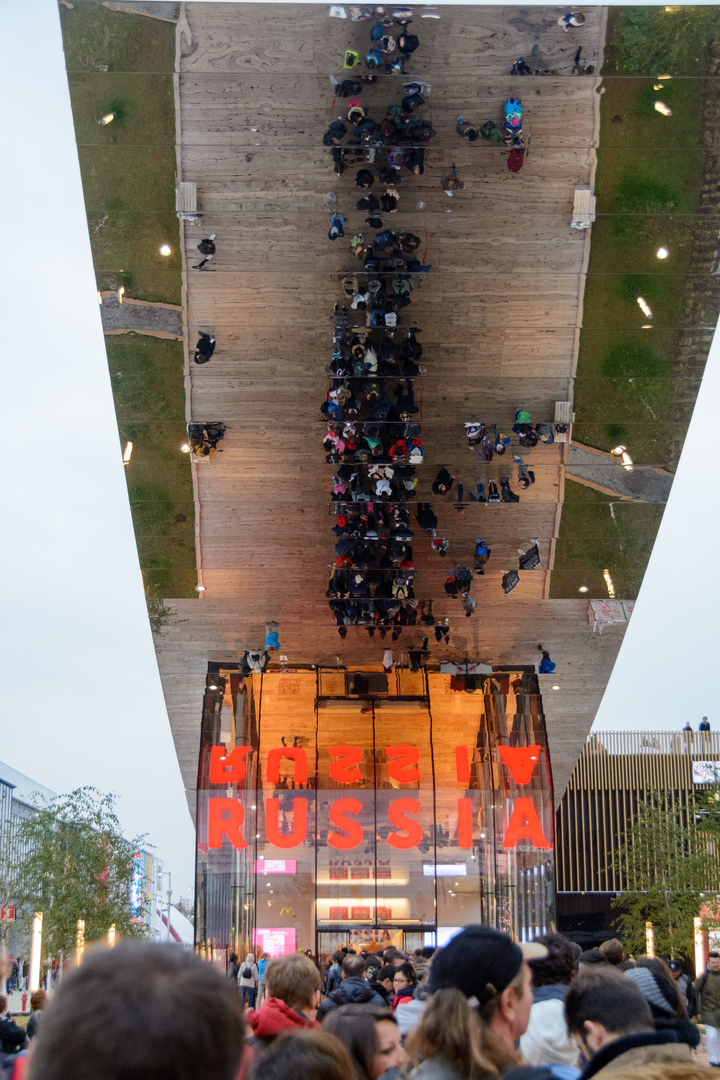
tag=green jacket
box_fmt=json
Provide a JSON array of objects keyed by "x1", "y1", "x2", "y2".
[{"x1": 693, "y1": 967, "x2": 720, "y2": 1027}]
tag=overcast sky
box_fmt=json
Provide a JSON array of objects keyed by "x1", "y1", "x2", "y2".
[{"x1": 0, "y1": 0, "x2": 718, "y2": 902}]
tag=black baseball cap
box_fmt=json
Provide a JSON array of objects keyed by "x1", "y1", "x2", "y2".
[
  {"x1": 668, "y1": 959, "x2": 682, "y2": 973},
  {"x1": 429, "y1": 925, "x2": 548, "y2": 1006}
]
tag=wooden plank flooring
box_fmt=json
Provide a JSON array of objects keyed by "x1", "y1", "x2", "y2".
[{"x1": 156, "y1": 3, "x2": 627, "y2": 810}]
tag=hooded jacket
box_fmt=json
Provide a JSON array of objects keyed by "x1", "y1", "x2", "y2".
[
  {"x1": 317, "y1": 975, "x2": 386, "y2": 1018},
  {"x1": 246, "y1": 997, "x2": 319, "y2": 1045},
  {"x1": 520, "y1": 985, "x2": 578, "y2": 1069},
  {"x1": 239, "y1": 954, "x2": 259, "y2": 987}
]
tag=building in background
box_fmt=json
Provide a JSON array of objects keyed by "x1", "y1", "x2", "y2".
[
  {"x1": 556, "y1": 730, "x2": 720, "y2": 946},
  {"x1": 197, "y1": 666, "x2": 553, "y2": 962}
]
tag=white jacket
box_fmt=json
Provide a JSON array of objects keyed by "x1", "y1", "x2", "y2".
[{"x1": 519, "y1": 994, "x2": 579, "y2": 1068}]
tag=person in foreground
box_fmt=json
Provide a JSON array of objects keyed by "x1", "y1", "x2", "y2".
[
  {"x1": 405, "y1": 924, "x2": 577, "y2": 1080},
  {"x1": 564, "y1": 967, "x2": 716, "y2": 1079},
  {"x1": 26, "y1": 941, "x2": 247, "y2": 1080},
  {"x1": 323, "y1": 1003, "x2": 406, "y2": 1080}
]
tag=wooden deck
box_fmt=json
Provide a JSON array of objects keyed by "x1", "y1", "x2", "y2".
[{"x1": 154, "y1": 2, "x2": 626, "y2": 810}]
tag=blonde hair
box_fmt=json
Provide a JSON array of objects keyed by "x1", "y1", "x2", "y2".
[{"x1": 405, "y1": 971, "x2": 524, "y2": 1079}]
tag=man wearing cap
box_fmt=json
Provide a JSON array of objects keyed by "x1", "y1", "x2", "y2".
[
  {"x1": 565, "y1": 967, "x2": 704, "y2": 1077},
  {"x1": 695, "y1": 951, "x2": 720, "y2": 1066},
  {"x1": 668, "y1": 959, "x2": 695, "y2": 1018},
  {"x1": 405, "y1": 925, "x2": 559, "y2": 1080}
]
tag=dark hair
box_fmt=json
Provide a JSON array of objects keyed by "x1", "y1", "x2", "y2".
[
  {"x1": 30, "y1": 989, "x2": 48, "y2": 1011},
  {"x1": 383, "y1": 947, "x2": 401, "y2": 963},
  {"x1": 26, "y1": 942, "x2": 247, "y2": 1080},
  {"x1": 0, "y1": 995, "x2": 6, "y2": 1014},
  {"x1": 564, "y1": 968, "x2": 654, "y2": 1038},
  {"x1": 332, "y1": 951, "x2": 345, "y2": 964},
  {"x1": 528, "y1": 932, "x2": 576, "y2": 987},
  {"x1": 578, "y1": 949, "x2": 610, "y2": 967},
  {"x1": 393, "y1": 962, "x2": 417, "y2": 986},
  {"x1": 342, "y1": 954, "x2": 366, "y2": 978},
  {"x1": 377, "y1": 965, "x2": 395, "y2": 983},
  {"x1": 323, "y1": 1004, "x2": 395, "y2": 1080},
  {"x1": 253, "y1": 1030, "x2": 356, "y2": 1080},
  {"x1": 598, "y1": 939, "x2": 624, "y2": 966}
]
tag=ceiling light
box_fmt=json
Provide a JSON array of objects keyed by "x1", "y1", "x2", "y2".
[
  {"x1": 97, "y1": 291, "x2": 103, "y2": 305},
  {"x1": 195, "y1": 585, "x2": 206, "y2": 592},
  {"x1": 578, "y1": 585, "x2": 589, "y2": 593},
  {"x1": 159, "y1": 244, "x2": 172, "y2": 256},
  {"x1": 611, "y1": 445, "x2": 626, "y2": 456},
  {"x1": 551, "y1": 685, "x2": 560, "y2": 691},
  {"x1": 480, "y1": 833, "x2": 486, "y2": 839},
  {"x1": 621, "y1": 451, "x2": 634, "y2": 471},
  {"x1": 208, "y1": 684, "x2": 218, "y2": 691},
  {"x1": 98, "y1": 112, "x2": 116, "y2": 126},
  {"x1": 603, "y1": 569, "x2": 616, "y2": 599},
  {"x1": 656, "y1": 247, "x2": 669, "y2": 259},
  {"x1": 117, "y1": 286, "x2": 125, "y2": 304},
  {"x1": 657, "y1": 73, "x2": 672, "y2": 79},
  {"x1": 122, "y1": 441, "x2": 133, "y2": 464},
  {"x1": 654, "y1": 101, "x2": 672, "y2": 116},
  {"x1": 180, "y1": 443, "x2": 191, "y2": 453}
]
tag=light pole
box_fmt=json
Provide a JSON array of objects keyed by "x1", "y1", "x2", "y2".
[{"x1": 164, "y1": 872, "x2": 173, "y2": 943}]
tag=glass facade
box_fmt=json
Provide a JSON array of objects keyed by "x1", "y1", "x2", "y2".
[{"x1": 196, "y1": 666, "x2": 554, "y2": 964}]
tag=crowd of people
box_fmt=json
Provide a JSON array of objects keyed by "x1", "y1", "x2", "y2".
[{"x1": 9, "y1": 929, "x2": 720, "y2": 1080}]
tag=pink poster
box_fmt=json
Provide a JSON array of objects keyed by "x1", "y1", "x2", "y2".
[{"x1": 254, "y1": 927, "x2": 296, "y2": 957}]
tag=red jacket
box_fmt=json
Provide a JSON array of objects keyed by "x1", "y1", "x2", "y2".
[{"x1": 247, "y1": 998, "x2": 319, "y2": 1042}]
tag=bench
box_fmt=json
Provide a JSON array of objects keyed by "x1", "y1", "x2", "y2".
[
  {"x1": 554, "y1": 400, "x2": 574, "y2": 443},
  {"x1": 175, "y1": 181, "x2": 202, "y2": 221},
  {"x1": 571, "y1": 184, "x2": 596, "y2": 230}
]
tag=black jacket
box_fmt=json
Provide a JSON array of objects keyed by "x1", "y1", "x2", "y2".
[
  {"x1": 317, "y1": 976, "x2": 386, "y2": 1019},
  {"x1": 0, "y1": 1015, "x2": 27, "y2": 1054}
]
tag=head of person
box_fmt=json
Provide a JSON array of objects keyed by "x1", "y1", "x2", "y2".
[
  {"x1": 332, "y1": 950, "x2": 345, "y2": 966},
  {"x1": 565, "y1": 968, "x2": 654, "y2": 1060},
  {"x1": 376, "y1": 965, "x2": 396, "y2": 994},
  {"x1": 253, "y1": 1029, "x2": 355, "y2": 1080},
  {"x1": 406, "y1": 925, "x2": 545, "y2": 1077},
  {"x1": 342, "y1": 953, "x2": 366, "y2": 980},
  {"x1": 26, "y1": 942, "x2": 247, "y2": 1080},
  {"x1": 0, "y1": 995, "x2": 7, "y2": 1016},
  {"x1": 598, "y1": 938, "x2": 624, "y2": 966},
  {"x1": 527, "y1": 932, "x2": 576, "y2": 988},
  {"x1": 392, "y1": 962, "x2": 417, "y2": 993},
  {"x1": 569, "y1": 12, "x2": 586, "y2": 25},
  {"x1": 578, "y1": 949, "x2": 610, "y2": 971},
  {"x1": 323, "y1": 1004, "x2": 406, "y2": 1080},
  {"x1": 624, "y1": 965, "x2": 683, "y2": 1025},
  {"x1": 265, "y1": 953, "x2": 322, "y2": 1019},
  {"x1": 382, "y1": 947, "x2": 401, "y2": 965},
  {"x1": 30, "y1": 989, "x2": 48, "y2": 1013},
  {"x1": 709, "y1": 951, "x2": 720, "y2": 972},
  {"x1": 517, "y1": 478, "x2": 529, "y2": 489}
]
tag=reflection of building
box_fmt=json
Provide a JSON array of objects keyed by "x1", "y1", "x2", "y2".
[
  {"x1": 196, "y1": 667, "x2": 554, "y2": 961},
  {"x1": 556, "y1": 731, "x2": 720, "y2": 945}
]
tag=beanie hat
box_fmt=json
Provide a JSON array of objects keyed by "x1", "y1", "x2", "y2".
[
  {"x1": 429, "y1": 925, "x2": 547, "y2": 1006},
  {"x1": 624, "y1": 967, "x2": 679, "y2": 1018}
]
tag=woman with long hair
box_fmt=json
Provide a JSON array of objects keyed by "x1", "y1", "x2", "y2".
[
  {"x1": 404, "y1": 926, "x2": 544, "y2": 1080},
  {"x1": 323, "y1": 1004, "x2": 406, "y2": 1080}
]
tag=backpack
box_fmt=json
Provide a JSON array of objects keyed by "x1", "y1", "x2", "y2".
[
  {"x1": 508, "y1": 148, "x2": 525, "y2": 173},
  {"x1": 242, "y1": 964, "x2": 254, "y2": 979}
]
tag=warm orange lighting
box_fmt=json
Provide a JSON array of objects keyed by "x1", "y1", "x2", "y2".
[
  {"x1": 123, "y1": 441, "x2": 133, "y2": 464},
  {"x1": 654, "y1": 101, "x2": 672, "y2": 116},
  {"x1": 636, "y1": 295, "x2": 652, "y2": 318},
  {"x1": 180, "y1": 443, "x2": 191, "y2": 453},
  {"x1": 603, "y1": 569, "x2": 616, "y2": 599},
  {"x1": 98, "y1": 112, "x2": 116, "y2": 126},
  {"x1": 118, "y1": 286, "x2": 125, "y2": 304}
]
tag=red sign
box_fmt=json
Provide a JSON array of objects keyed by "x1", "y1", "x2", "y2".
[
  {"x1": 0, "y1": 906, "x2": 15, "y2": 921},
  {"x1": 329, "y1": 906, "x2": 349, "y2": 920},
  {"x1": 351, "y1": 906, "x2": 371, "y2": 920},
  {"x1": 206, "y1": 744, "x2": 551, "y2": 852}
]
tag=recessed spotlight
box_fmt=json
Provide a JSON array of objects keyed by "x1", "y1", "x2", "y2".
[
  {"x1": 159, "y1": 244, "x2": 172, "y2": 256},
  {"x1": 98, "y1": 112, "x2": 116, "y2": 126},
  {"x1": 551, "y1": 685, "x2": 560, "y2": 691},
  {"x1": 122, "y1": 441, "x2": 133, "y2": 464},
  {"x1": 180, "y1": 443, "x2": 191, "y2": 453},
  {"x1": 656, "y1": 247, "x2": 669, "y2": 259},
  {"x1": 654, "y1": 101, "x2": 672, "y2": 116},
  {"x1": 578, "y1": 586, "x2": 589, "y2": 593},
  {"x1": 208, "y1": 684, "x2": 218, "y2": 691},
  {"x1": 195, "y1": 585, "x2": 206, "y2": 592}
]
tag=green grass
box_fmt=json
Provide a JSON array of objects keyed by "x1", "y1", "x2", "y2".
[
  {"x1": 60, "y1": 3, "x2": 193, "y2": 601},
  {"x1": 61, "y1": 8, "x2": 180, "y2": 305},
  {"x1": 550, "y1": 481, "x2": 666, "y2": 600},
  {"x1": 553, "y1": 7, "x2": 716, "y2": 598},
  {"x1": 108, "y1": 336, "x2": 196, "y2": 599}
]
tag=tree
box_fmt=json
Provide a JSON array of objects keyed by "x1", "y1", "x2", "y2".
[
  {"x1": 609, "y1": 787, "x2": 720, "y2": 960},
  {"x1": 10, "y1": 787, "x2": 149, "y2": 957}
]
